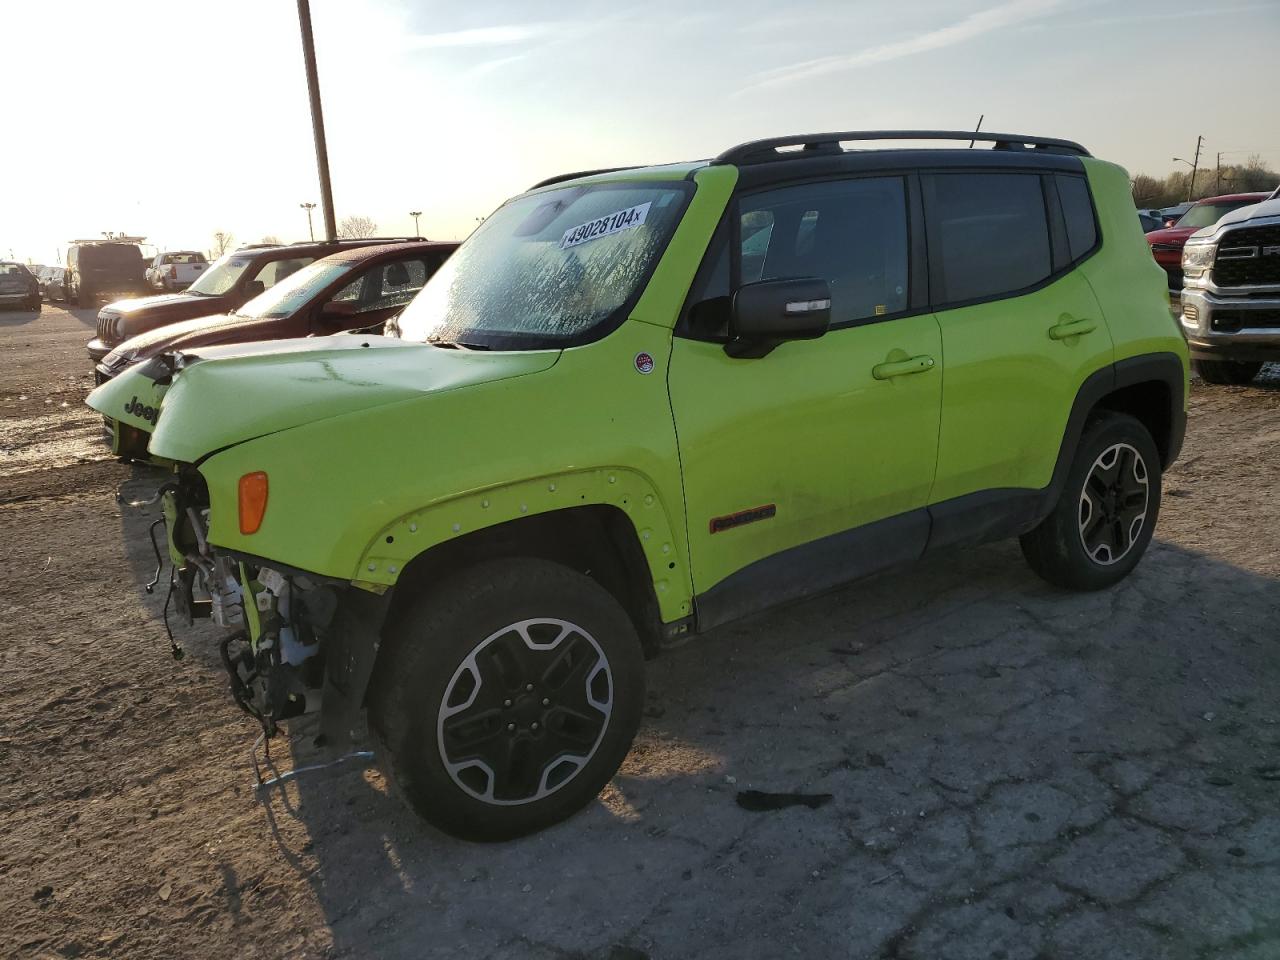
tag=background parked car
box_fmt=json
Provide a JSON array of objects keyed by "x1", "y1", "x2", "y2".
[
  {"x1": 86, "y1": 237, "x2": 428, "y2": 363},
  {"x1": 145, "y1": 251, "x2": 209, "y2": 291},
  {"x1": 96, "y1": 240, "x2": 458, "y2": 384},
  {"x1": 38, "y1": 266, "x2": 70, "y2": 302},
  {"x1": 1138, "y1": 210, "x2": 1164, "y2": 233},
  {"x1": 66, "y1": 239, "x2": 149, "y2": 307},
  {"x1": 1145, "y1": 192, "x2": 1270, "y2": 290},
  {"x1": 0, "y1": 262, "x2": 41, "y2": 311},
  {"x1": 1159, "y1": 202, "x2": 1195, "y2": 227}
]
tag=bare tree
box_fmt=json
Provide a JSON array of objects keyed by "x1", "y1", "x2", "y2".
[
  {"x1": 211, "y1": 230, "x2": 236, "y2": 257},
  {"x1": 338, "y1": 215, "x2": 378, "y2": 239},
  {"x1": 260, "y1": 234, "x2": 282, "y2": 245}
]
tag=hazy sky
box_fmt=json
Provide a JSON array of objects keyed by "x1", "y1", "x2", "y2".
[{"x1": 3, "y1": 0, "x2": 1278, "y2": 264}]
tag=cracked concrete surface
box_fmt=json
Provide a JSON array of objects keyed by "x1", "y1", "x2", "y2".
[{"x1": 2, "y1": 308, "x2": 1279, "y2": 959}]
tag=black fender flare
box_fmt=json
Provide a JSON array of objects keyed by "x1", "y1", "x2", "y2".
[{"x1": 1046, "y1": 351, "x2": 1186, "y2": 507}]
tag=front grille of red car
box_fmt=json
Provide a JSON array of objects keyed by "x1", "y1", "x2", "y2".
[{"x1": 1214, "y1": 225, "x2": 1280, "y2": 288}]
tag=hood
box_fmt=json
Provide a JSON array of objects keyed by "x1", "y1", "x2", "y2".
[
  {"x1": 1208, "y1": 198, "x2": 1279, "y2": 231},
  {"x1": 87, "y1": 335, "x2": 560, "y2": 464},
  {"x1": 99, "y1": 292, "x2": 205, "y2": 316},
  {"x1": 107, "y1": 312, "x2": 270, "y2": 363},
  {"x1": 1144, "y1": 226, "x2": 1196, "y2": 247}
]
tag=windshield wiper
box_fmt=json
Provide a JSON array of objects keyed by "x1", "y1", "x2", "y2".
[{"x1": 427, "y1": 336, "x2": 492, "y2": 351}]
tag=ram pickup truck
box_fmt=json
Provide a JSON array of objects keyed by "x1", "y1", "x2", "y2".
[
  {"x1": 1145, "y1": 192, "x2": 1270, "y2": 292},
  {"x1": 1181, "y1": 194, "x2": 1280, "y2": 383}
]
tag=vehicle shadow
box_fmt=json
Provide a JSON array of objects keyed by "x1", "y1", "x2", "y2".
[
  {"x1": 220, "y1": 536, "x2": 1280, "y2": 959},
  {"x1": 62, "y1": 305, "x2": 101, "y2": 329},
  {"x1": 0, "y1": 307, "x2": 43, "y2": 327}
]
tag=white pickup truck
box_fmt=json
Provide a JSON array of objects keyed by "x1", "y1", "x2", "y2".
[{"x1": 145, "y1": 251, "x2": 209, "y2": 291}]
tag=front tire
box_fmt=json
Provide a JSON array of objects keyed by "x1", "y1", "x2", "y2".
[
  {"x1": 1194, "y1": 359, "x2": 1262, "y2": 385},
  {"x1": 1020, "y1": 412, "x2": 1162, "y2": 591},
  {"x1": 368, "y1": 557, "x2": 646, "y2": 841}
]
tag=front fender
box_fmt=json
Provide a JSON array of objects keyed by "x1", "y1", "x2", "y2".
[{"x1": 355, "y1": 467, "x2": 690, "y2": 623}]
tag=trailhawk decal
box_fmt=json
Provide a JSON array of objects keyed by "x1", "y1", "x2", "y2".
[
  {"x1": 709, "y1": 503, "x2": 776, "y2": 534},
  {"x1": 560, "y1": 202, "x2": 651, "y2": 249}
]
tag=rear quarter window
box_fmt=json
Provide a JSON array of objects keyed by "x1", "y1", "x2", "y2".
[{"x1": 1055, "y1": 174, "x2": 1098, "y2": 260}]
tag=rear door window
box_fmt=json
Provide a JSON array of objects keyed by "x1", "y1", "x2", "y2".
[{"x1": 926, "y1": 173, "x2": 1052, "y2": 304}]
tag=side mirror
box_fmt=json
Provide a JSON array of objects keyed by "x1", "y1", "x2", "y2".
[
  {"x1": 321, "y1": 300, "x2": 359, "y2": 320},
  {"x1": 315, "y1": 300, "x2": 360, "y2": 332},
  {"x1": 725, "y1": 277, "x2": 832, "y2": 359},
  {"x1": 243, "y1": 279, "x2": 265, "y2": 297}
]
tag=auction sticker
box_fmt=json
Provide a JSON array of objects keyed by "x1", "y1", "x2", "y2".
[{"x1": 561, "y1": 202, "x2": 651, "y2": 249}]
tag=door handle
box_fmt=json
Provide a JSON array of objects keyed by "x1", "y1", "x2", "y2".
[
  {"x1": 872, "y1": 355, "x2": 936, "y2": 380},
  {"x1": 1048, "y1": 317, "x2": 1097, "y2": 340}
]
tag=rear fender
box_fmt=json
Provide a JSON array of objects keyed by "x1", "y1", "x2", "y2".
[{"x1": 355, "y1": 468, "x2": 691, "y2": 623}]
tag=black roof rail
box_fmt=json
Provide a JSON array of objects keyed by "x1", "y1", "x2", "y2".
[
  {"x1": 529, "y1": 167, "x2": 637, "y2": 190},
  {"x1": 713, "y1": 130, "x2": 1090, "y2": 166},
  {"x1": 286, "y1": 236, "x2": 430, "y2": 245}
]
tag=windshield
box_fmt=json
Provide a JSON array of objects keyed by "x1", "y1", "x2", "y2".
[
  {"x1": 187, "y1": 251, "x2": 255, "y2": 296},
  {"x1": 395, "y1": 181, "x2": 691, "y2": 348},
  {"x1": 234, "y1": 260, "x2": 354, "y2": 319},
  {"x1": 1177, "y1": 200, "x2": 1258, "y2": 229}
]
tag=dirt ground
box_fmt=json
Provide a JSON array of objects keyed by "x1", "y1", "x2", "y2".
[{"x1": 2, "y1": 303, "x2": 1279, "y2": 960}]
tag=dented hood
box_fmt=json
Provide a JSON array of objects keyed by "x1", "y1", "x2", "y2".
[{"x1": 86, "y1": 335, "x2": 559, "y2": 463}]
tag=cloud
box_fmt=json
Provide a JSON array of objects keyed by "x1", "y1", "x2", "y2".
[
  {"x1": 748, "y1": 0, "x2": 1064, "y2": 91},
  {"x1": 465, "y1": 53, "x2": 529, "y2": 79},
  {"x1": 404, "y1": 24, "x2": 556, "y2": 49}
]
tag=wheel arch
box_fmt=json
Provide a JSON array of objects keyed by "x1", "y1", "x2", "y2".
[
  {"x1": 1050, "y1": 352, "x2": 1187, "y2": 505},
  {"x1": 355, "y1": 468, "x2": 692, "y2": 652}
]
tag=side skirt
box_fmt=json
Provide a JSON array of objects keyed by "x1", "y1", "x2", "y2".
[{"x1": 691, "y1": 487, "x2": 1053, "y2": 635}]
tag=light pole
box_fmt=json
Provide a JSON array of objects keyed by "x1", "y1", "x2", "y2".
[
  {"x1": 300, "y1": 202, "x2": 317, "y2": 241},
  {"x1": 409, "y1": 210, "x2": 422, "y2": 236},
  {"x1": 1173, "y1": 135, "x2": 1204, "y2": 201},
  {"x1": 296, "y1": 0, "x2": 337, "y2": 241}
]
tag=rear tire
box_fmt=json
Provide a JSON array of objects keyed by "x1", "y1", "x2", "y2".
[
  {"x1": 368, "y1": 557, "x2": 646, "y2": 841},
  {"x1": 1020, "y1": 412, "x2": 1161, "y2": 591},
  {"x1": 1194, "y1": 359, "x2": 1262, "y2": 385}
]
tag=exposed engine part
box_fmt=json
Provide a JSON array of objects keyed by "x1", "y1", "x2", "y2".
[
  {"x1": 209, "y1": 556, "x2": 245, "y2": 628},
  {"x1": 185, "y1": 506, "x2": 210, "y2": 556},
  {"x1": 117, "y1": 480, "x2": 177, "y2": 509}
]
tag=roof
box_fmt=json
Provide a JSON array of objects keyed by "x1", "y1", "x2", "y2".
[
  {"x1": 317, "y1": 240, "x2": 460, "y2": 264},
  {"x1": 1191, "y1": 192, "x2": 1271, "y2": 204}
]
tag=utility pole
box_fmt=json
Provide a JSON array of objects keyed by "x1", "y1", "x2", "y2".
[
  {"x1": 1187, "y1": 135, "x2": 1203, "y2": 201},
  {"x1": 409, "y1": 210, "x2": 422, "y2": 236},
  {"x1": 1216, "y1": 152, "x2": 1222, "y2": 194},
  {"x1": 300, "y1": 202, "x2": 317, "y2": 241},
  {"x1": 296, "y1": 0, "x2": 337, "y2": 241}
]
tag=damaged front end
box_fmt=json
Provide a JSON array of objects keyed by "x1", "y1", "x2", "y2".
[{"x1": 153, "y1": 468, "x2": 388, "y2": 748}]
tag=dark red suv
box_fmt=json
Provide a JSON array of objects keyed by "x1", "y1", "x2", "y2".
[
  {"x1": 1145, "y1": 192, "x2": 1269, "y2": 290},
  {"x1": 93, "y1": 241, "x2": 457, "y2": 384},
  {"x1": 85, "y1": 237, "x2": 437, "y2": 365}
]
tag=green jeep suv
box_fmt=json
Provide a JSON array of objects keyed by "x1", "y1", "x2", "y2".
[{"x1": 89, "y1": 131, "x2": 1188, "y2": 840}]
